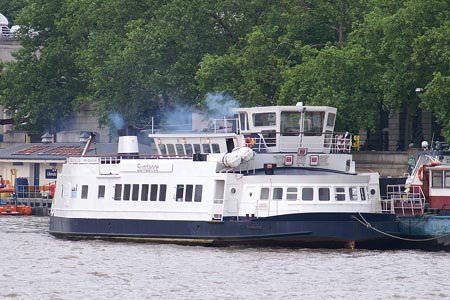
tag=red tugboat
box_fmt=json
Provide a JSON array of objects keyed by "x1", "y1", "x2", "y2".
[{"x1": 386, "y1": 141, "x2": 450, "y2": 249}]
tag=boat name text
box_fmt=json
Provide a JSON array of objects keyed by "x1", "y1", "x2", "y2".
[{"x1": 137, "y1": 163, "x2": 160, "y2": 172}]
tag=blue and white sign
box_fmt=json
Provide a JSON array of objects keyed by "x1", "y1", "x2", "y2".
[{"x1": 45, "y1": 168, "x2": 57, "y2": 179}]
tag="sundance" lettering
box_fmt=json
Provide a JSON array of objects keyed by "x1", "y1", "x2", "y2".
[{"x1": 137, "y1": 163, "x2": 160, "y2": 172}]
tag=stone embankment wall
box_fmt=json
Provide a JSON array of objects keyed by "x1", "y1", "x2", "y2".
[{"x1": 353, "y1": 151, "x2": 410, "y2": 177}]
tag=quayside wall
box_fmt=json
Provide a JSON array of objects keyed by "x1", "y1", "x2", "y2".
[{"x1": 353, "y1": 151, "x2": 409, "y2": 178}]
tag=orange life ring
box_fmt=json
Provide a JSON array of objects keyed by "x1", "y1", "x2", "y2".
[{"x1": 417, "y1": 165, "x2": 424, "y2": 181}]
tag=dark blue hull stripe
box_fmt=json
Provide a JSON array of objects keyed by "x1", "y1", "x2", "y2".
[{"x1": 49, "y1": 212, "x2": 399, "y2": 247}]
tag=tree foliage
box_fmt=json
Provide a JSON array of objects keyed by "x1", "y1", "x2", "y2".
[{"x1": 1, "y1": 0, "x2": 450, "y2": 139}]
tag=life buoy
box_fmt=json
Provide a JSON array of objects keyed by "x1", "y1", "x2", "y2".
[{"x1": 417, "y1": 165, "x2": 424, "y2": 181}]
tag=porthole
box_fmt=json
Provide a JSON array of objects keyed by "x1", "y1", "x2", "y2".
[
  {"x1": 231, "y1": 188, "x2": 237, "y2": 194},
  {"x1": 370, "y1": 189, "x2": 376, "y2": 195}
]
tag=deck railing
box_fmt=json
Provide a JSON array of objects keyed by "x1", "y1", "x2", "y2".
[{"x1": 383, "y1": 185, "x2": 425, "y2": 216}]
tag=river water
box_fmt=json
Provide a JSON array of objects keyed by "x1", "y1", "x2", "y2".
[{"x1": 1, "y1": 216, "x2": 449, "y2": 300}]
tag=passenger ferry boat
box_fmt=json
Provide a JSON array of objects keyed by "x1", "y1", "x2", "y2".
[
  {"x1": 50, "y1": 102, "x2": 399, "y2": 248},
  {"x1": 385, "y1": 143, "x2": 450, "y2": 249}
]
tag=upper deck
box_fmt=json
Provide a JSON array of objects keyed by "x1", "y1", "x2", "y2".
[{"x1": 150, "y1": 102, "x2": 350, "y2": 156}]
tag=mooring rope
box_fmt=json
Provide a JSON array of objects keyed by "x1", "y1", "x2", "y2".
[{"x1": 353, "y1": 212, "x2": 450, "y2": 242}]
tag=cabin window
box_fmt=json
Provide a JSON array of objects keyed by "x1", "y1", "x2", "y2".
[
  {"x1": 360, "y1": 187, "x2": 367, "y2": 201},
  {"x1": 319, "y1": 188, "x2": 330, "y2": 201},
  {"x1": 286, "y1": 187, "x2": 298, "y2": 200},
  {"x1": 202, "y1": 144, "x2": 211, "y2": 153},
  {"x1": 159, "y1": 144, "x2": 167, "y2": 155},
  {"x1": 141, "y1": 184, "x2": 149, "y2": 201},
  {"x1": 123, "y1": 184, "x2": 131, "y2": 200},
  {"x1": 349, "y1": 187, "x2": 358, "y2": 201},
  {"x1": 98, "y1": 185, "x2": 105, "y2": 199},
  {"x1": 176, "y1": 184, "x2": 184, "y2": 202},
  {"x1": 273, "y1": 188, "x2": 283, "y2": 200},
  {"x1": 432, "y1": 171, "x2": 443, "y2": 188},
  {"x1": 185, "y1": 144, "x2": 193, "y2": 155},
  {"x1": 326, "y1": 113, "x2": 336, "y2": 128},
  {"x1": 281, "y1": 112, "x2": 301, "y2": 136},
  {"x1": 193, "y1": 144, "x2": 201, "y2": 154},
  {"x1": 132, "y1": 184, "x2": 139, "y2": 201},
  {"x1": 176, "y1": 144, "x2": 185, "y2": 155},
  {"x1": 81, "y1": 185, "x2": 89, "y2": 199},
  {"x1": 253, "y1": 113, "x2": 276, "y2": 127},
  {"x1": 159, "y1": 184, "x2": 167, "y2": 201},
  {"x1": 114, "y1": 184, "x2": 122, "y2": 200},
  {"x1": 444, "y1": 171, "x2": 450, "y2": 188},
  {"x1": 212, "y1": 144, "x2": 220, "y2": 153},
  {"x1": 167, "y1": 144, "x2": 176, "y2": 155},
  {"x1": 304, "y1": 112, "x2": 324, "y2": 136},
  {"x1": 194, "y1": 185, "x2": 202, "y2": 202},
  {"x1": 150, "y1": 184, "x2": 158, "y2": 201},
  {"x1": 302, "y1": 188, "x2": 314, "y2": 201},
  {"x1": 239, "y1": 112, "x2": 249, "y2": 131},
  {"x1": 185, "y1": 185, "x2": 193, "y2": 202},
  {"x1": 334, "y1": 187, "x2": 346, "y2": 201},
  {"x1": 261, "y1": 188, "x2": 269, "y2": 200}
]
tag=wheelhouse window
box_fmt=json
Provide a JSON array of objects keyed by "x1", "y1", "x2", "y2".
[
  {"x1": 193, "y1": 144, "x2": 201, "y2": 154},
  {"x1": 335, "y1": 187, "x2": 346, "y2": 201},
  {"x1": 432, "y1": 171, "x2": 443, "y2": 188},
  {"x1": 319, "y1": 188, "x2": 330, "y2": 201},
  {"x1": 304, "y1": 111, "x2": 324, "y2": 136},
  {"x1": 281, "y1": 112, "x2": 301, "y2": 136},
  {"x1": 239, "y1": 112, "x2": 249, "y2": 131},
  {"x1": 202, "y1": 144, "x2": 211, "y2": 153},
  {"x1": 253, "y1": 113, "x2": 276, "y2": 127},
  {"x1": 81, "y1": 185, "x2": 88, "y2": 199},
  {"x1": 302, "y1": 188, "x2": 314, "y2": 201},
  {"x1": 212, "y1": 144, "x2": 220, "y2": 153},
  {"x1": 445, "y1": 171, "x2": 450, "y2": 188},
  {"x1": 98, "y1": 185, "x2": 105, "y2": 199},
  {"x1": 326, "y1": 113, "x2": 336, "y2": 128}
]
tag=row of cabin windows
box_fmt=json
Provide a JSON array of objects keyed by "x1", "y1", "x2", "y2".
[
  {"x1": 431, "y1": 170, "x2": 450, "y2": 188},
  {"x1": 159, "y1": 143, "x2": 221, "y2": 156},
  {"x1": 114, "y1": 184, "x2": 167, "y2": 201},
  {"x1": 79, "y1": 183, "x2": 203, "y2": 202},
  {"x1": 176, "y1": 184, "x2": 203, "y2": 202},
  {"x1": 259, "y1": 186, "x2": 367, "y2": 202}
]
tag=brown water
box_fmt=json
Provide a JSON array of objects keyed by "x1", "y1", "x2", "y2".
[{"x1": 1, "y1": 216, "x2": 449, "y2": 300}]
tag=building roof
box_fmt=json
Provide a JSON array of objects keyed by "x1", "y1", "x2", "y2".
[{"x1": 0, "y1": 142, "x2": 154, "y2": 162}]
